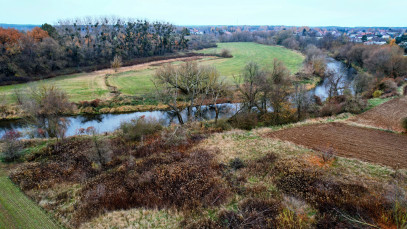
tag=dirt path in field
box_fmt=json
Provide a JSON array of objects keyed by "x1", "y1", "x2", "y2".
[
  {"x1": 93, "y1": 55, "x2": 212, "y2": 76},
  {"x1": 268, "y1": 122, "x2": 407, "y2": 169},
  {"x1": 350, "y1": 96, "x2": 407, "y2": 132},
  {"x1": 94, "y1": 55, "x2": 213, "y2": 97}
]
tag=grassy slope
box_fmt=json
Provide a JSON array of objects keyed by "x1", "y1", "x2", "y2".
[
  {"x1": 110, "y1": 43, "x2": 304, "y2": 96},
  {"x1": 0, "y1": 165, "x2": 61, "y2": 229},
  {"x1": 0, "y1": 72, "x2": 109, "y2": 105}
]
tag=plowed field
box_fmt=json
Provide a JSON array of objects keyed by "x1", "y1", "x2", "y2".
[
  {"x1": 351, "y1": 96, "x2": 407, "y2": 132},
  {"x1": 269, "y1": 122, "x2": 407, "y2": 169}
]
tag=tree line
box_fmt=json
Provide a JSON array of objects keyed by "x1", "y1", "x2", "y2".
[{"x1": 0, "y1": 17, "x2": 190, "y2": 85}]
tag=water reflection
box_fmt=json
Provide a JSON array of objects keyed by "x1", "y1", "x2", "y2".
[
  {"x1": 1, "y1": 59, "x2": 355, "y2": 139},
  {"x1": 0, "y1": 103, "x2": 241, "y2": 139},
  {"x1": 309, "y1": 58, "x2": 356, "y2": 100}
]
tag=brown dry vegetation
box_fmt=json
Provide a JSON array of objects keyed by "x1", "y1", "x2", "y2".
[
  {"x1": 268, "y1": 122, "x2": 407, "y2": 169},
  {"x1": 9, "y1": 124, "x2": 230, "y2": 227},
  {"x1": 351, "y1": 96, "x2": 407, "y2": 132},
  {"x1": 6, "y1": 118, "x2": 407, "y2": 228}
]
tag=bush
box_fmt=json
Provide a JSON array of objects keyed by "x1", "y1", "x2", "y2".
[
  {"x1": 213, "y1": 118, "x2": 232, "y2": 131},
  {"x1": 219, "y1": 48, "x2": 232, "y2": 58},
  {"x1": 372, "y1": 90, "x2": 383, "y2": 98},
  {"x1": 111, "y1": 55, "x2": 122, "y2": 72},
  {"x1": 343, "y1": 96, "x2": 367, "y2": 114},
  {"x1": 402, "y1": 117, "x2": 407, "y2": 133},
  {"x1": 378, "y1": 78, "x2": 398, "y2": 94},
  {"x1": 320, "y1": 147, "x2": 336, "y2": 162},
  {"x1": 1, "y1": 130, "x2": 23, "y2": 162},
  {"x1": 394, "y1": 77, "x2": 405, "y2": 87},
  {"x1": 229, "y1": 157, "x2": 245, "y2": 170},
  {"x1": 229, "y1": 112, "x2": 259, "y2": 130},
  {"x1": 161, "y1": 125, "x2": 189, "y2": 146},
  {"x1": 118, "y1": 116, "x2": 162, "y2": 141}
]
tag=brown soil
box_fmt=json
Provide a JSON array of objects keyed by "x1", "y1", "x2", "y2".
[
  {"x1": 268, "y1": 122, "x2": 407, "y2": 169},
  {"x1": 351, "y1": 96, "x2": 407, "y2": 132}
]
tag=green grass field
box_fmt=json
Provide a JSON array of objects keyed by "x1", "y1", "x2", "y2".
[
  {"x1": 196, "y1": 42, "x2": 304, "y2": 74},
  {"x1": 110, "y1": 42, "x2": 304, "y2": 96},
  {"x1": 0, "y1": 72, "x2": 109, "y2": 105},
  {"x1": 0, "y1": 166, "x2": 61, "y2": 229},
  {"x1": 0, "y1": 42, "x2": 304, "y2": 102}
]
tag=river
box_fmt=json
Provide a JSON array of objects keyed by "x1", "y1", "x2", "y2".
[
  {"x1": 0, "y1": 103, "x2": 241, "y2": 138},
  {"x1": 0, "y1": 58, "x2": 356, "y2": 139},
  {"x1": 309, "y1": 57, "x2": 357, "y2": 100}
]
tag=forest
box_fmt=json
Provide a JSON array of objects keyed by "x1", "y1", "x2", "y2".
[{"x1": 0, "y1": 17, "x2": 190, "y2": 85}]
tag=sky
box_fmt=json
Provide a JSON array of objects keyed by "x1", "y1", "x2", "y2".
[{"x1": 0, "y1": 0, "x2": 406, "y2": 27}]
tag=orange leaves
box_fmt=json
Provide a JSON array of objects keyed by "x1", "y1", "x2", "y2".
[
  {"x1": 0, "y1": 27, "x2": 22, "y2": 45},
  {"x1": 26, "y1": 27, "x2": 49, "y2": 42}
]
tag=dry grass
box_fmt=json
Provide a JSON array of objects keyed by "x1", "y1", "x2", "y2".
[{"x1": 80, "y1": 208, "x2": 183, "y2": 229}]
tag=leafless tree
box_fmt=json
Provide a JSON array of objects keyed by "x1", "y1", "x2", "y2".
[
  {"x1": 234, "y1": 62, "x2": 263, "y2": 112},
  {"x1": 153, "y1": 62, "x2": 227, "y2": 124},
  {"x1": 267, "y1": 59, "x2": 293, "y2": 120},
  {"x1": 325, "y1": 69, "x2": 347, "y2": 98},
  {"x1": 22, "y1": 84, "x2": 73, "y2": 140},
  {"x1": 292, "y1": 83, "x2": 311, "y2": 120}
]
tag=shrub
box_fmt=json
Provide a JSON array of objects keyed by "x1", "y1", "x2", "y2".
[
  {"x1": 394, "y1": 77, "x2": 405, "y2": 87},
  {"x1": 261, "y1": 106, "x2": 297, "y2": 126},
  {"x1": 1, "y1": 130, "x2": 23, "y2": 162},
  {"x1": 213, "y1": 118, "x2": 232, "y2": 131},
  {"x1": 89, "y1": 99, "x2": 101, "y2": 108},
  {"x1": 402, "y1": 117, "x2": 407, "y2": 133},
  {"x1": 160, "y1": 125, "x2": 189, "y2": 147},
  {"x1": 229, "y1": 157, "x2": 245, "y2": 170},
  {"x1": 320, "y1": 147, "x2": 336, "y2": 163},
  {"x1": 372, "y1": 90, "x2": 383, "y2": 98},
  {"x1": 229, "y1": 113, "x2": 258, "y2": 130},
  {"x1": 111, "y1": 55, "x2": 122, "y2": 72},
  {"x1": 320, "y1": 102, "x2": 343, "y2": 116},
  {"x1": 118, "y1": 116, "x2": 162, "y2": 141},
  {"x1": 343, "y1": 96, "x2": 367, "y2": 114},
  {"x1": 404, "y1": 85, "x2": 407, "y2": 96},
  {"x1": 378, "y1": 78, "x2": 398, "y2": 94},
  {"x1": 219, "y1": 48, "x2": 232, "y2": 58}
]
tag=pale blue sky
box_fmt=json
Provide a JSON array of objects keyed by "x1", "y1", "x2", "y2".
[{"x1": 0, "y1": 0, "x2": 406, "y2": 27}]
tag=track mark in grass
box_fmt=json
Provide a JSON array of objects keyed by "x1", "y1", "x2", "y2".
[{"x1": 0, "y1": 167, "x2": 61, "y2": 229}]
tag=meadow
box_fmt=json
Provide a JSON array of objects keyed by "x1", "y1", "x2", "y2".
[
  {"x1": 110, "y1": 42, "x2": 304, "y2": 96},
  {"x1": 0, "y1": 42, "x2": 304, "y2": 103}
]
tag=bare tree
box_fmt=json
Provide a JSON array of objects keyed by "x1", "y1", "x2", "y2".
[
  {"x1": 292, "y1": 83, "x2": 311, "y2": 120},
  {"x1": 267, "y1": 59, "x2": 293, "y2": 120},
  {"x1": 234, "y1": 62, "x2": 263, "y2": 112},
  {"x1": 325, "y1": 69, "x2": 347, "y2": 98},
  {"x1": 153, "y1": 64, "x2": 185, "y2": 124},
  {"x1": 22, "y1": 84, "x2": 73, "y2": 140},
  {"x1": 196, "y1": 67, "x2": 230, "y2": 123}
]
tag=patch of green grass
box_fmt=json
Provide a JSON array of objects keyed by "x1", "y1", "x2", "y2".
[
  {"x1": 111, "y1": 42, "x2": 304, "y2": 96},
  {"x1": 197, "y1": 42, "x2": 304, "y2": 76},
  {"x1": 0, "y1": 73, "x2": 109, "y2": 105},
  {"x1": 0, "y1": 165, "x2": 61, "y2": 229},
  {"x1": 108, "y1": 68, "x2": 156, "y2": 95},
  {"x1": 366, "y1": 97, "x2": 392, "y2": 110}
]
